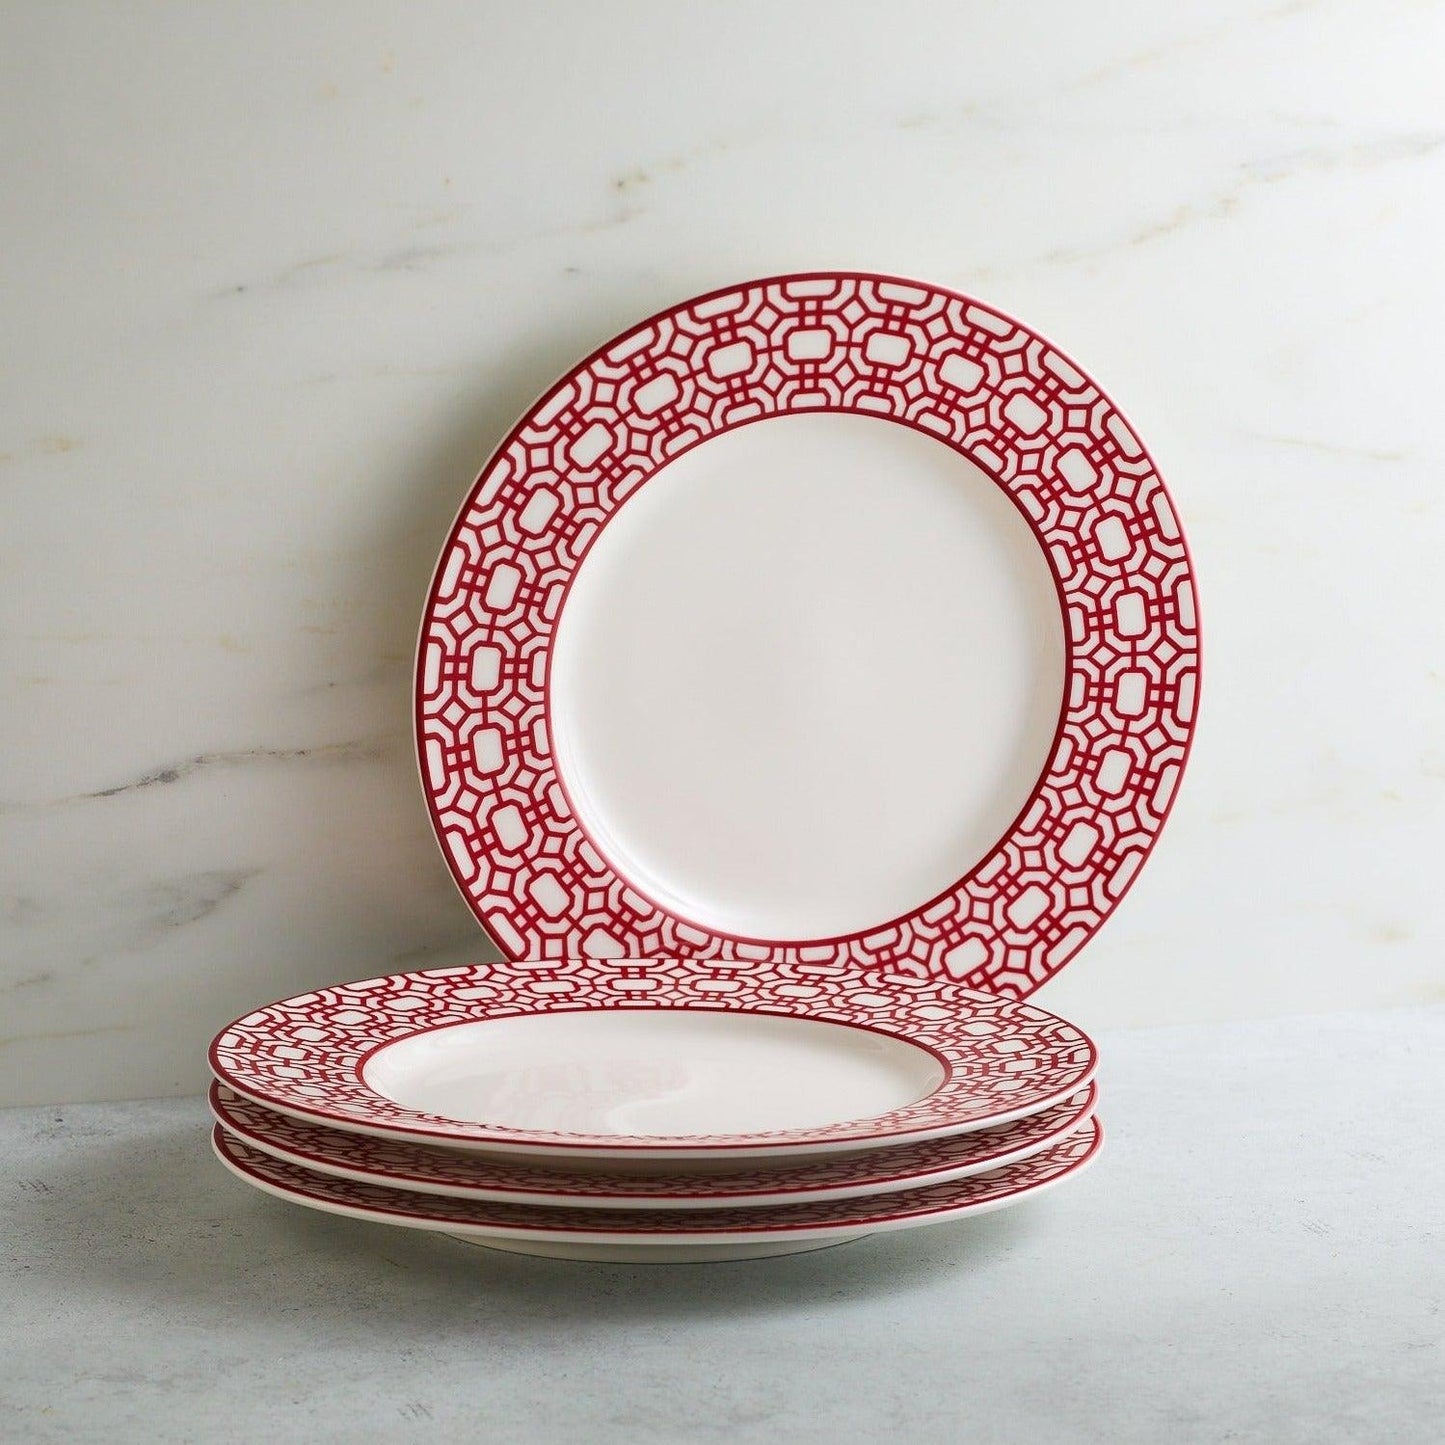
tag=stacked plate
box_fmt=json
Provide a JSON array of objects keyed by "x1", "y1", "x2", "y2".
[
  {"x1": 210, "y1": 273, "x2": 1197, "y2": 1262},
  {"x1": 208, "y1": 964, "x2": 1102, "y2": 1261}
]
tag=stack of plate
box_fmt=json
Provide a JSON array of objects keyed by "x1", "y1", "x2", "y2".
[
  {"x1": 209, "y1": 273, "x2": 1197, "y2": 1262},
  {"x1": 208, "y1": 965, "x2": 1102, "y2": 1261}
]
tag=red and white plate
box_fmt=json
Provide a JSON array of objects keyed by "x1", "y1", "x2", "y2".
[
  {"x1": 417, "y1": 272, "x2": 1198, "y2": 993},
  {"x1": 213, "y1": 1115, "x2": 1103, "y2": 1262},
  {"x1": 209, "y1": 961, "x2": 1096, "y2": 1159},
  {"x1": 210, "y1": 1081, "x2": 1097, "y2": 1208}
]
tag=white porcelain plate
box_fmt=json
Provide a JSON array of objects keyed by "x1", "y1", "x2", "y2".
[
  {"x1": 208, "y1": 961, "x2": 1097, "y2": 1158},
  {"x1": 416, "y1": 272, "x2": 1199, "y2": 993},
  {"x1": 210, "y1": 1081, "x2": 1097, "y2": 1207},
  {"x1": 213, "y1": 1115, "x2": 1103, "y2": 1263}
]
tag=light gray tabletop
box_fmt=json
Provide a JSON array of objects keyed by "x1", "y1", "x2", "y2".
[{"x1": 4, "y1": 1007, "x2": 1442, "y2": 1444}]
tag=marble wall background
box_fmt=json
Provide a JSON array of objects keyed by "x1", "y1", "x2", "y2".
[{"x1": 4, "y1": 0, "x2": 1443, "y2": 1105}]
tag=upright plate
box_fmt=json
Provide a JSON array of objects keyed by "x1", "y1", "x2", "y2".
[
  {"x1": 213, "y1": 1116, "x2": 1103, "y2": 1263},
  {"x1": 208, "y1": 961, "x2": 1097, "y2": 1158},
  {"x1": 211, "y1": 1081, "x2": 1097, "y2": 1208},
  {"x1": 416, "y1": 272, "x2": 1199, "y2": 991}
]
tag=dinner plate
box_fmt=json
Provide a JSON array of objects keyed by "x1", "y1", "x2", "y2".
[
  {"x1": 208, "y1": 961, "x2": 1097, "y2": 1159},
  {"x1": 416, "y1": 271, "x2": 1199, "y2": 993},
  {"x1": 213, "y1": 1116, "x2": 1103, "y2": 1262},
  {"x1": 210, "y1": 1081, "x2": 1096, "y2": 1208}
]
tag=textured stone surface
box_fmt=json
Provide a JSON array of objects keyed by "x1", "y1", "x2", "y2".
[{"x1": 4, "y1": 1010, "x2": 1442, "y2": 1442}]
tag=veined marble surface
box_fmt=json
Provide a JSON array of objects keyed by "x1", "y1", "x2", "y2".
[{"x1": 3, "y1": 1, "x2": 1444, "y2": 1104}]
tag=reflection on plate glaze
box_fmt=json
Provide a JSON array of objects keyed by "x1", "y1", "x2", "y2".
[
  {"x1": 398, "y1": 1057, "x2": 694, "y2": 1136},
  {"x1": 360, "y1": 1010, "x2": 946, "y2": 1136}
]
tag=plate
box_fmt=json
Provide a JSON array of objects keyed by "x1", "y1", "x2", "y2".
[
  {"x1": 208, "y1": 961, "x2": 1097, "y2": 1158},
  {"x1": 210, "y1": 1081, "x2": 1097, "y2": 1207},
  {"x1": 416, "y1": 272, "x2": 1199, "y2": 993},
  {"x1": 213, "y1": 1116, "x2": 1103, "y2": 1263}
]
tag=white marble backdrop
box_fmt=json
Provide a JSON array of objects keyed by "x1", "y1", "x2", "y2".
[{"x1": 3, "y1": 0, "x2": 1443, "y2": 1105}]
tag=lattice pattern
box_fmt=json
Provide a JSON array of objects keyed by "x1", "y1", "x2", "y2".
[
  {"x1": 214, "y1": 1116, "x2": 1102, "y2": 1238},
  {"x1": 208, "y1": 962, "x2": 1096, "y2": 1150},
  {"x1": 416, "y1": 273, "x2": 1198, "y2": 993},
  {"x1": 211, "y1": 1082, "x2": 1096, "y2": 1204}
]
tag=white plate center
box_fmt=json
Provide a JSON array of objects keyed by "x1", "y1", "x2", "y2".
[
  {"x1": 550, "y1": 412, "x2": 1065, "y2": 940},
  {"x1": 362, "y1": 1011, "x2": 945, "y2": 1137}
]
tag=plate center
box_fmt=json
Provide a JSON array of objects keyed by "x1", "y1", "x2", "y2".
[
  {"x1": 549, "y1": 412, "x2": 1065, "y2": 940},
  {"x1": 362, "y1": 1010, "x2": 945, "y2": 1137}
]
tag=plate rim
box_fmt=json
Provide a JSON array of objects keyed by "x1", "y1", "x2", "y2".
[
  {"x1": 212, "y1": 1115, "x2": 1104, "y2": 1244},
  {"x1": 209, "y1": 1079, "x2": 1099, "y2": 1207}
]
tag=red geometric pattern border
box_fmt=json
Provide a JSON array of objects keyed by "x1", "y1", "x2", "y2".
[
  {"x1": 208, "y1": 961, "x2": 1097, "y2": 1152},
  {"x1": 211, "y1": 1082, "x2": 1097, "y2": 1205},
  {"x1": 214, "y1": 1116, "x2": 1103, "y2": 1239},
  {"x1": 416, "y1": 273, "x2": 1199, "y2": 994}
]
